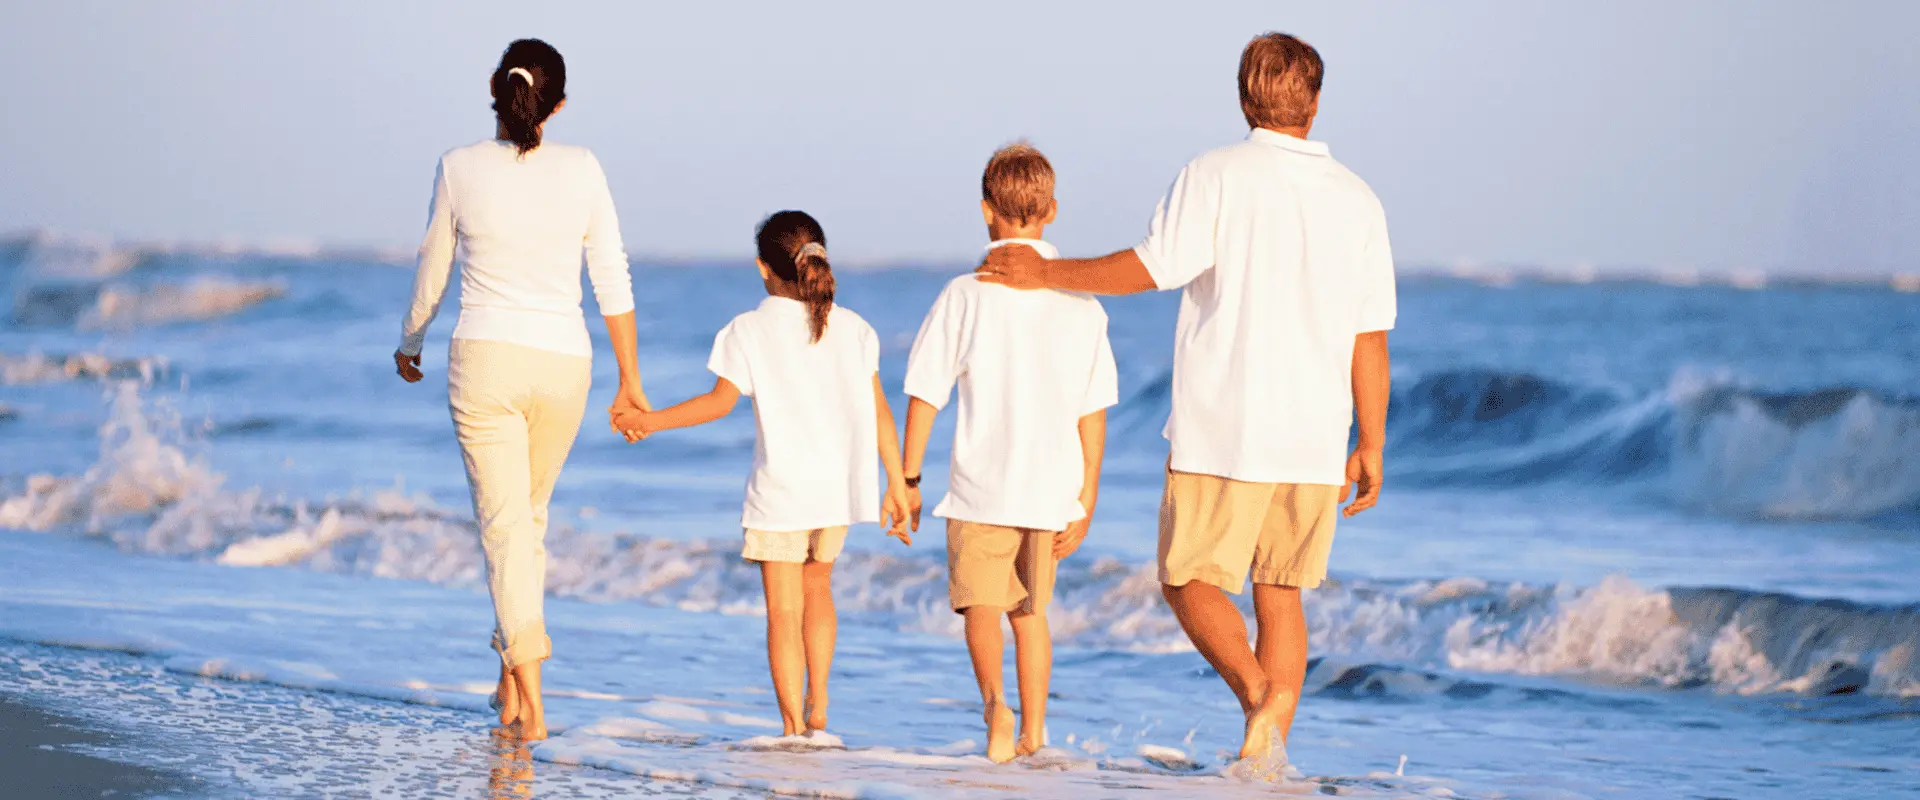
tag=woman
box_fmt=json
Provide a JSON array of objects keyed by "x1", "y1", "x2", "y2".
[{"x1": 392, "y1": 38, "x2": 646, "y2": 741}]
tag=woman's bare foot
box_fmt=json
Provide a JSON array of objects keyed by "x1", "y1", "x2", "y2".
[
  {"x1": 493, "y1": 668, "x2": 521, "y2": 727},
  {"x1": 803, "y1": 688, "x2": 828, "y2": 733},
  {"x1": 511, "y1": 662, "x2": 548, "y2": 742},
  {"x1": 985, "y1": 701, "x2": 1017, "y2": 764},
  {"x1": 1238, "y1": 683, "x2": 1291, "y2": 761}
]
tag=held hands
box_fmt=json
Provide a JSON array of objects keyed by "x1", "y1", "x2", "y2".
[
  {"x1": 608, "y1": 381, "x2": 653, "y2": 443},
  {"x1": 1340, "y1": 446, "x2": 1384, "y2": 517},
  {"x1": 393, "y1": 350, "x2": 423, "y2": 383},
  {"x1": 975, "y1": 244, "x2": 1048, "y2": 290},
  {"x1": 883, "y1": 481, "x2": 914, "y2": 546}
]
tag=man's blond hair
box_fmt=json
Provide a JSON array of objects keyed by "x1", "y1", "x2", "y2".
[
  {"x1": 981, "y1": 142, "x2": 1055, "y2": 226},
  {"x1": 1239, "y1": 32, "x2": 1324, "y2": 130}
]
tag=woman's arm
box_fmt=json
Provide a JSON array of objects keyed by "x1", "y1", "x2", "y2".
[
  {"x1": 603, "y1": 311, "x2": 649, "y2": 417},
  {"x1": 582, "y1": 152, "x2": 645, "y2": 415},
  {"x1": 873, "y1": 375, "x2": 912, "y2": 544},
  {"x1": 395, "y1": 160, "x2": 457, "y2": 382},
  {"x1": 614, "y1": 377, "x2": 738, "y2": 439}
]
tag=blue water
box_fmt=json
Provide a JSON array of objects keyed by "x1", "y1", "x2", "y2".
[{"x1": 2, "y1": 235, "x2": 1917, "y2": 798}]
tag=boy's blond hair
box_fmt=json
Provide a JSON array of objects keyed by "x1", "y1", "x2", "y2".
[{"x1": 981, "y1": 143, "x2": 1055, "y2": 227}]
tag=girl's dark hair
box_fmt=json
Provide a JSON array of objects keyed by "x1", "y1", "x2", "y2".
[
  {"x1": 491, "y1": 39, "x2": 567, "y2": 155},
  {"x1": 755, "y1": 211, "x2": 835, "y2": 343}
]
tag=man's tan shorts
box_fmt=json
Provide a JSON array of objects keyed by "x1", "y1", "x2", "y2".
[
  {"x1": 946, "y1": 519, "x2": 1059, "y2": 616},
  {"x1": 1158, "y1": 470, "x2": 1341, "y2": 593},
  {"x1": 742, "y1": 526, "x2": 848, "y2": 564}
]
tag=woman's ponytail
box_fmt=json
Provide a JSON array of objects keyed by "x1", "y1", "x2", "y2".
[
  {"x1": 490, "y1": 39, "x2": 567, "y2": 156},
  {"x1": 755, "y1": 211, "x2": 836, "y2": 343},
  {"x1": 793, "y1": 243, "x2": 836, "y2": 343}
]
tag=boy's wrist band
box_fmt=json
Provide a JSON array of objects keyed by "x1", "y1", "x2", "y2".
[{"x1": 903, "y1": 475, "x2": 921, "y2": 488}]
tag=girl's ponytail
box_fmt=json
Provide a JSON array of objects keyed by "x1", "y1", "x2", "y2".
[
  {"x1": 754, "y1": 211, "x2": 836, "y2": 343},
  {"x1": 792, "y1": 243, "x2": 836, "y2": 343}
]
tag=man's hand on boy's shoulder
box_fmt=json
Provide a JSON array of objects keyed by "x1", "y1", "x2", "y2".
[{"x1": 976, "y1": 244, "x2": 1048, "y2": 290}]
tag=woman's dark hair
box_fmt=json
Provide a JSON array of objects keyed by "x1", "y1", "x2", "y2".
[
  {"x1": 755, "y1": 211, "x2": 835, "y2": 343},
  {"x1": 491, "y1": 39, "x2": 567, "y2": 155}
]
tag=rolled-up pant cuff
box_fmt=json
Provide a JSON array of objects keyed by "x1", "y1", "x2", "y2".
[{"x1": 493, "y1": 627, "x2": 552, "y2": 670}]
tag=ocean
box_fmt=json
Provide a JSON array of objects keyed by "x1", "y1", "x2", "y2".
[{"x1": 1, "y1": 234, "x2": 1916, "y2": 798}]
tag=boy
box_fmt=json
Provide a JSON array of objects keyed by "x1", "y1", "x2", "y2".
[{"x1": 900, "y1": 143, "x2": 1118, "y2": 763}]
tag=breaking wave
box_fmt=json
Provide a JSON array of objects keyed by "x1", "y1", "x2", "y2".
[
  {"x1": 4, "y1": 382, "x2": 1914, "y2": 700},
  {"x1": 1115, "y1": 366, "x2": 1920, "y2": 520}
]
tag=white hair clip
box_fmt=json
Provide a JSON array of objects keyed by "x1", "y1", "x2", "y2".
[
  {"x1": 507, "y1": 67, "x2": 535, "y2": 87},
  {"x1": 794, "y1": 242, "x2": 828, "y2": 261}
]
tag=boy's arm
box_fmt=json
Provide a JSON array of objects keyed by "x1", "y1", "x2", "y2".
[
  {"x1": 901, "y1": 396, "x2": 940, "y2": 531},
  {"x1": 615, "y1": 377, "x2": 740, "y2": 439},
  {"x1": 1055, "y1": 409, "x2": 1107, "y2": 559},
  {"x1": 873, "y1": 374, "x2": 912, "y2": 543}
]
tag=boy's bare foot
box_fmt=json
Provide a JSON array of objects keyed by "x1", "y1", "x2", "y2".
[
  {"x1": 1238, "y1": 683, "x2": 1291, "y2": 761},
  {"x1": 985, "y1": 701, "x2": 1017, "y2": 763},
  {"x1": 803, "y1": 689, "x2": 828, "y2": 733}
]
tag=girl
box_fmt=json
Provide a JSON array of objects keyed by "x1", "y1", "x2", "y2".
[
  {"x1": 613, "y1": 210, "x2": 911, "y2": 737},
  {"x1": 393, "y1": 39, "x2": 648, "y2": 742}
]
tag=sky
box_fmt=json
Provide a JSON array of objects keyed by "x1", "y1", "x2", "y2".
[{"x1": 1, "y1": 1, "x2": 1915, "y2": 274}]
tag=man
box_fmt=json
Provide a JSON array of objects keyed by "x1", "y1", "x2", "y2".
[{"x1": 977, "y1": 32, "x2": 1395, "y2": 765}]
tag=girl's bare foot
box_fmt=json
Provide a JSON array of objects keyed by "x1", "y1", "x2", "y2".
[
  {"x1": 1238, "y1": 684, "x2": 1291, "y2": 761},
  {"x1": 1015, "y1": 734, "x2": 1041, "y2": 757},
  {"x1": 803, "y1": 688, "x2": 828, "y2": 733},
  {"x1": 985, "y1": 701, "x2": 1017, "y2": 763}
]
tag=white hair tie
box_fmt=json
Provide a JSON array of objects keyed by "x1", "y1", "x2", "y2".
[
  {"x1": 794, "y1": 242, "x2": 828, "y2": 262},
  {"x1": 507, "y1": 67, "x2": 535, "y2": 87}
]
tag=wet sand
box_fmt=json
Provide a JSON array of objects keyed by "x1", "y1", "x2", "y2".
[{"x1": 0, "y1": 694, "x2": 197, "y2": 799}]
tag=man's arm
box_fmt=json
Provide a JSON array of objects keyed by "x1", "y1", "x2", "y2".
[
  {"x1": 1342, "y1": 331, "x2": 1391, "y2": 517},
  {"x1": 977, "y1": 246, "x2": 1157, "y2": 296}
]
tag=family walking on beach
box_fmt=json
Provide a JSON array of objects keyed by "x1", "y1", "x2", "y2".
[{"x1": 392, "y1": 31, "x2": 1394, "y2": 770}]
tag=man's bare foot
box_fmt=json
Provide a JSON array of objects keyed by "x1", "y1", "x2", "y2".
[
  {"x1": 985, "y1": 701, "x2": 1017, "y2": 763},
  {"x1": 1238, "y1": 684, "x2": 1291, "y2": 761},
  {"x1": 803, "y1": 688, "x2": 828, "y2": 733}
]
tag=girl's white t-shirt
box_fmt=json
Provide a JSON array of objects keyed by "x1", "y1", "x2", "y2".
[{"x1": 709, "y1": 296, "x2": 881, "y2": 532}]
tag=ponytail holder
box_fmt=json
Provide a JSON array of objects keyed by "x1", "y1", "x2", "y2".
[
  {"x1": 794, "y1": 242, "x2": 827, "y2": 262},
  {"x1": 507, "y1": 67, "x2": 536, "y2": 87}
]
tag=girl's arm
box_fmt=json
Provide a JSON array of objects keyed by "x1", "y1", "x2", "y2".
[
  {"x1": 873, "y1": 374, "x2": 912, "y2": 544},
  {"x1": 615, "y1": 377, "x2": 738, "y2": 439}
]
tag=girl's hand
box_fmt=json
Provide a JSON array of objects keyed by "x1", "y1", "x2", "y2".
[
  {"x1": 612, "y1": 409, "x2": 654, "y2": 443},
  {"x1": 394, "y1": 350, "x2": 423, "y2": 383},
  {"x1": 884, "y1": 484, "x2": 913, "y2": 546}
]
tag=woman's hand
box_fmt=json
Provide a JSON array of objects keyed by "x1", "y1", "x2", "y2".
[
  {"x1": 394, "y1": 350, "x2": 423, "y2": 383},
  {"x1": 884, "y1": 482, "x2": 913, "y2": 546},
  {"x1": 608, "y1": 380, "x2": 651, "y2": 440}
]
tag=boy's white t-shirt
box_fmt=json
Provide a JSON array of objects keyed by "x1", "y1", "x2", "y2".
[
  {"x1": 709, "y1": 296, "x2": 882, "y2": 532},
  {"x1": 904, "y1": 240, "x2": 1120, "y2": 532}
]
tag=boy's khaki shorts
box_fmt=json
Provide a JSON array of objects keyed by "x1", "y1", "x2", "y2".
[
  {"x1": 1157, "y1": 470, "x2": 1341, "y2": 593},
  {"x1": 742, "y1": 526, "x2": 848, "y2": 564},
  {"x1": 946, "y1": 519, "x2": 1059, "y2": 616}
]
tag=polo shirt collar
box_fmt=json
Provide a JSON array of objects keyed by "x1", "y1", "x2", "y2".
[
  {"x1": 987, "y1": 238, "x2": 1060, "y2": 259},
  {"x1": 1248, "y1": 128, "x2": 1331, "y2": 157}
]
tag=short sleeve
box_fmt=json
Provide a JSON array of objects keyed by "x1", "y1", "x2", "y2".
[
  {"x1": 860, "y1": 318, "x2": 881, "y2": 374},
  {"x1": 707, "y1": 320, "x2": 754, "y2": 397},
  {"x1": 1082, "y1": 322, "x2": 1120, "y2": 416},
  {"x1": 902, "y1": 283, "x2": 967, "y2": 410},
  {"x1": 1356, "y1": 203, "x2": 1397, "y2": 333},
  {"x1": 1134, "y1": 160, "x2": 1221, "y2": 291}
]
